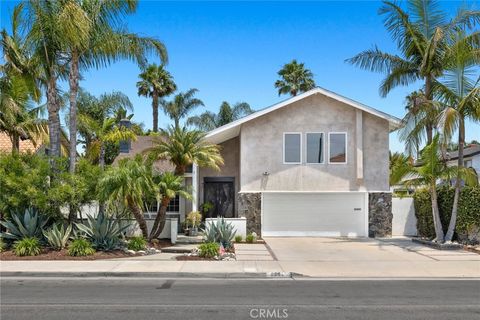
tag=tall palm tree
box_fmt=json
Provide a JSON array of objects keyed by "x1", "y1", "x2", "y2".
[
  {"x1": 187, "y1": 101, "x2": 254, "y2": 131},
  {"x1": 146, "y1": 126, "x2": 224, "y2": 176},
  {"x1": 162, "y1": 89, "x2": 204, "y2": 128},
  {"x1": 137, "y1": 64, "x2": 176, "y2": 133},
  {"x1": 66, "y1": 0, "x2": 168, "y2": 173},
  {"x1": 149, "y1": 172, "x2": 191, "y2": 240},
  {"x1": 22, "y1": 0, "x2": 91, "y2": 159},
  {"x1": 389, "y1": 152, "x2": 414, "y2": 186},
  {"x1": 435, "y1": 30, "x2": 480, "y2": 242},
  {"x1": 346, "y1": 0, "x2": 479, "y2": 147},
  {"x1": 98, "y1": 156, "x2": 155, "y2": 238},
  {"x1": 274, "y1": 59, "x2": 315, "y2": 96}
]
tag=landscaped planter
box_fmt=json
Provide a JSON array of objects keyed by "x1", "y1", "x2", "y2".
[
  {"x1": 412, "y1": 238, "x2": 463, "y2": 250},
  {"x1": 205, "y1": 217, "x2": 246, "y2": 238}
]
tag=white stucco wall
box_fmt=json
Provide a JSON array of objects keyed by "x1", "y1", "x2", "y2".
[
  {"x1": 205, "y1": 217, "x2": 247, "y2": 238},
  {"x1": 392, "y1": 197, "x2": 418, "y2": 236}
]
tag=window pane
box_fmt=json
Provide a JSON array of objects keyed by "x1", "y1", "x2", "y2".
[
  {"x1": 284, "y1": 134, "x2": 301, "y2": 163},
  {"x1": 166, "y1": 195, "x2": 180, "y2": 212},
  {"x1": 306, "y1": 133, "x2": 324, "y2": 163},
  {"x1": 329, "y1": 133, "x2": 346, "y2": 163}
]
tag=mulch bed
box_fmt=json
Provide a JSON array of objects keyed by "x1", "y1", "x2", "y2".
[
  {"x1": 0, "y1": 239, "x2": 173, "y2": 261},
  {"x1": 0, "y1": 248, "x2": 132, "y2": 261}
]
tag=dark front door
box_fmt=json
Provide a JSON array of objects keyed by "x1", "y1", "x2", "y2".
[{"x1": 203, "y1": 177, "x2": 235, "y2": 218}]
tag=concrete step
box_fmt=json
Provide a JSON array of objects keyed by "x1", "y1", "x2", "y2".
[
  {"x1": 176, "y1": 234, "x2": 204, "y2": 244},
  {"x1": 161, "y1": 244, "x2": 198, "y2": 254}
]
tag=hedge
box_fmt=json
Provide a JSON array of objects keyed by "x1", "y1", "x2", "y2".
[{"x1": 413, "y1": 186, "x2": 480, "y2": 241}]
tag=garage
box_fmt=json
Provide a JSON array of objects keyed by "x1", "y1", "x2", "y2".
[{"x1": 262, "y1": 192, "x2": 368, "y2": 237}]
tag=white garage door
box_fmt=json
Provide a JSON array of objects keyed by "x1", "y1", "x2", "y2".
[{"x1": 262, "y1": 192, "x2": 367, "y2": 237}]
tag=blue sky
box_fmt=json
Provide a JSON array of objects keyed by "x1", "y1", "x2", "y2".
[{"x1": 1, "y1": 1, "x2": 479, "y2": 152}]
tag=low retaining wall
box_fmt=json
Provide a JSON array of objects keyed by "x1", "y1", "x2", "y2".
[
  {"x1": 125, "y1": 217, "x2": 178, "y2": 243},
  {"x1": 205, "y1": 217, "x2": 247, "y2": 238},
  {"x1": 392, "y1": 197, "x2": 417, "y2": 236}
]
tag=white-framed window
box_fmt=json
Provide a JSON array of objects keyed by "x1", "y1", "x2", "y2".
[
  {"x1": 283, "y1": 132, "x2": 302, "y2": 164},
  {"x1": 306, "y1": 132, "x2": 324, "y2": 164},
  {"x1": 328, "y1": 132, "x2": 347, "y2": 164}
]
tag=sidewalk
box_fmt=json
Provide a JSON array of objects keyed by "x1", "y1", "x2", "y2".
[{"x1": 1, "y1": 258, "x2": 479, "y2": 278}]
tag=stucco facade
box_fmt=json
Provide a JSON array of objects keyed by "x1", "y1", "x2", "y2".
[{"x1": 238, "y1": 93, "x2": 389, "y2": 192}]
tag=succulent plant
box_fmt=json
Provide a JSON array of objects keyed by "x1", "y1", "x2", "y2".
[
  {"x1": 0, "y1": 208, "x2": 49, "y2": 241},
  {"x1": 202, "y1": 217, "x2": 236, "y2": 249},
  {"x1": 75, "y1": 212, "x2": 130, "y2": 250},
  {"x1": 43, "y1": 223, "x2": 72, "y2": 250}
]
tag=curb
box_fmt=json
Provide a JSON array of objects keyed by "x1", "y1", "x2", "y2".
[{"x1": 0, "y1": 271, "x2": 299, "y2": 279}]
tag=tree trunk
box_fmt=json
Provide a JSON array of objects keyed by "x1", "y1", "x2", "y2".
[
  {"x1": 174, "y1": 165, "x2": 186, "y2": 176},
  {"x1": 68, "y1": 50, "x2": 79, "y2": 174},
  {"x1": 127, "y1": 196, "x2": 148, "y2": 238},
  {"x1": 152, "y1": 91, "x2": 159, "y2": 133},
  {"x1": 149, "y1": 198, "x2": 170, "y2": 240},
  {"x1": 46, "y1": 75, "x2": 61, "y2": 158},
  {"x1": 431, "y1": 181, "x2": 444, "y2": 242},
  {"x1": 445, "y1": 116, "x2": 464, "y2": 242},
  {"x1": 10, "y1": 133, "x2": 19, "y2": 154},
  {"x1": 98, "y1": 142, "x2": 106, "y2": 215},
  {"x1": 424, "y1": 76, "x2": 433, "y2": 145},
  {"x1": 99, "y1": 142, "x2": 106, "y2": 170}
]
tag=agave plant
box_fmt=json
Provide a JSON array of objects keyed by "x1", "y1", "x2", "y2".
[
  {"x1": 43, "y1": 224, "x2": 72, "y2": 250},
  {"x1": 202, "y1": 217, "x2": 236, "y2": 249},
  {"x1": 0, "y1": 208, "x2": 49, "y2": 241},
  {"x1": 75, "y1": 212, "x2": 130, "y2": 250}
]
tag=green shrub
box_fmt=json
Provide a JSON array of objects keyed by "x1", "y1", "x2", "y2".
[
  {"x1": 202, "y1": 217, "x2": 236, "y2": 249},
  {"x1": 198, "y1": 242, "x2": 219, "y2": 258},
  {"x1": 127, "y1": 236, "x2": 147, "y2": 251},
  {"x1": 13, "y1": 237, "x2": 42, "y2": 256},
  {"x1": 43, "y1": 224, "x2": 72, "y2": 250},
  {"x1": 414, "y1": 186, "x2": 480, "y2": 240},
  {"x1": 76, "y1": 212, "x2": 130, "y2": 250},
  {"x1": 0, "y1": 237, "x2": 6, "y2": 252},
  {"x1": 0, "y1": 208, "x2": 49, "y2": 241},
  {"x1": 68, "y1": 238, "x2": 95, "y2": 256},
  {"x1": 245, "y1": 233, "x2": 256, "y2": 243},
  {"x1": 234, "y1": 235, "x2": 243, "y2": 243}
]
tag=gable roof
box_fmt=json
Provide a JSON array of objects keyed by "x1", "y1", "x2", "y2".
[{"x1": 205, "y1": 87, "x2": 402, "y2": 144}]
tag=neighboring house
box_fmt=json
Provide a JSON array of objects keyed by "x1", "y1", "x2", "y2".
[
  {"x1": 0, "y1": 132, "x2": 44, "y2": 154},
  {"x1": 445, "y1": 144, "x2": 480, "y2": 182},
  {"x1": 117, "y1": 87, "x2": 401, "y2": 238}
]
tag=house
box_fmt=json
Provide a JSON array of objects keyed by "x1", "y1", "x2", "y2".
[
  {"x1": 117, "y1": 87, "x2": 402, "y2": 238},
  {"x1": 0, "y1": 132, "x2": 43, "y2": 154},
  {"x1": 446, "y1": 144, "x2": 480, "y2": 182}
]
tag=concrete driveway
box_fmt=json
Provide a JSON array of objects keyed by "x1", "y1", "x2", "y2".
[{"x1": 264, "y1": 237, "x2": 480, "y2": 278}]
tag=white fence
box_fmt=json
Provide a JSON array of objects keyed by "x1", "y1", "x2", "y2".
[
  {"x1": 205, "y1": 217, "x2": 247, "y2": 238},
  {"x1": 392, "y1": 197, "x2": 417, "y2": 236}
]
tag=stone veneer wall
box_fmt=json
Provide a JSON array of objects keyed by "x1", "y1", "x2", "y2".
[
  {"x1": 238, "y1": 193, "x2": 262, "y2": 237},
  {"x1": 368, "y1": 192, "x2": 393, "y2": 237}
]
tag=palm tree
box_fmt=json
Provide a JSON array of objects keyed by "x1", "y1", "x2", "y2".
[
  {"x1": 137, "y1": 64, "x2": 176, "y2": 133},
  {"x1": 149, "y1": 172, "x2": 191, "y2": 240},
  {"x1": 399, "y1": 90, "x2": 428, "y2": 158},
  {"x1": 435, "y1": 30, "x2": 480, "y2": 242},
  {"x1": 66, "y1": 1, "x2": 168, "y2": 173},
  {"x1": 406, "y1": 136, "x2": 449, "y2": 242},
  {"x1": 22, "y1": 0, "x2": 91, "y2": 159},
  {"x1": 389, "y1": 152, "x2": 413, "y2": 186},
  {"x1": 79, "y1": 115, "x2": 137, "y2": 169},
  {"x1": 98, "y1": 156, "x2": 155, "y2": 238},
  {"x1": 76, "y1": 90, "x2": 133, "y2": 159},
  {"x1": 188, "y1": 101, "x2": 254, "y2": 131},
  {"x1": 162, "y1": 89, "x2": 204, "y2": 128},
  {"x1": 274, "y1": 60, "x2": 315, "y2": 96},
  {"x1": 346, "y1": 0, "x2": 479, "y2": 146},
  {"x1": 146, "y1": 126, "x2": 224, "y2": 176}
]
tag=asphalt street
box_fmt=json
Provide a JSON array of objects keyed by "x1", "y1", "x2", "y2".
[{"x1": 1, "y1": 277, "x2": 479, "y2": 320}]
